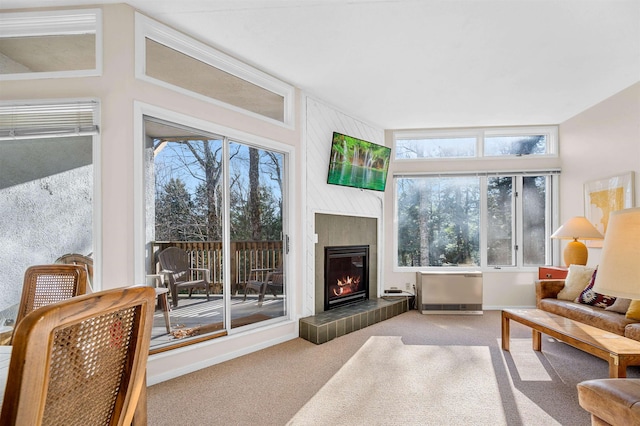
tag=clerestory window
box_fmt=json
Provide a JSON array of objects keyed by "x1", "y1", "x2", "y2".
[
  {"x1": 0, "y1": 9, "x2": 101, "y2": 79},
  {"x1": 135, "y1": 13, "x2": 294, "y2": 127},
  {"x1": 394, "y1": 126, "x2": 557, "y2": 160}
]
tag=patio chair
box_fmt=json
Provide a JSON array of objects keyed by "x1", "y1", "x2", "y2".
[
  {"x1": 158, "y1": 247, "x2": 211, "y2": 307},
  {"x1": 0, "y1": 286, "x2": 155, "y2": 425},
  {"x1": 245, "y1": 268, "x2": 283, "y2": 307},
  {"x1": 13, "y1": 264, "x2": 88, "y2": 339},
  {"x1": 55, "y1": 253, "x2": 94, "y2": 292},
  {"x1": 263, "y1": 268, "x2": 284, "y2": 301}
]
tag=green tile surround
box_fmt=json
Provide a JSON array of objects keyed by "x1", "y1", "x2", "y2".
[{"x1": 299, "y1": 297, "x2": 410, "y2": 344}]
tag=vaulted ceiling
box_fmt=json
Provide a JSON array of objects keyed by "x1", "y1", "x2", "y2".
[{"x1": 3, "y1": 0, "x2": 639, "y2": 129}]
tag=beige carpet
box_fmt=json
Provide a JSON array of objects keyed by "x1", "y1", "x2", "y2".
[
  {"x1": 287, "y1": 336, "x2": 506, "y2": 425},
  {"x1": 148, "y1": 311, "x2": 634, "y2": 425}
]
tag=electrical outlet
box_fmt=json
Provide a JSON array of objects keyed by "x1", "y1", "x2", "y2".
[{"x1": 405, "y1": 282, "x2": 410, "y2": 290}]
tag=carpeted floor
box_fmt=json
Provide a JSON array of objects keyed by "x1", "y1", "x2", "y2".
[
  {"x1": 288, "y1": 336, "x2": 507, "y2": 425},
  {"x1": 147, "y1": 310, "x2": 640, "y2": 425}
]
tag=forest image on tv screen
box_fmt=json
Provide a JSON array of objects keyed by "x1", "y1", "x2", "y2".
[{"x1": 327, "y1": 132, "x2": 391, "y2": 191}]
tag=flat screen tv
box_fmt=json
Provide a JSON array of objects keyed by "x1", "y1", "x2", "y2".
[{"x1": 327, "y1": 132, "x2": 391, "y2": 192}]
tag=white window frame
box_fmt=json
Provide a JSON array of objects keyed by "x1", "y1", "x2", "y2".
[
  {"x1": 133, "y1": 101, "x2": 295, "y2": 339},
  {"x1": 134, "y1": 13, "x2": 295, "y2": 129},
  {"x1": 0, "y1": 9, "x2": 102, "y2": 80},
  {"x1": 0, "y1": 97, "x2": 102, "y2": 288},
  {"x1": 393, "y1": 171, "x2": 559, "y2": 271},
  {"x1": 394, "y1": 125, "x2": 558, "y2": 160}
]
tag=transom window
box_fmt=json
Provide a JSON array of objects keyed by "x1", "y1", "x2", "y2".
[
  {"x1": 0, "y1": 9, "x2": 101, "y2": 79},
  {"x1": 394, "y1": 126, "x2": 558, "y2": 159},
  {"x1": 135, "y1": 13, "x2": 294, "y2": 127}
]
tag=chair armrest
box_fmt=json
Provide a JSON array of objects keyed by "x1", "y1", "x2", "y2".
[
  {"x1": 189, "y1": 268, "x2": 211, "y2": 282},
  {"x1": 535, "y1": 279, "x2": 565, "y2": 307}
]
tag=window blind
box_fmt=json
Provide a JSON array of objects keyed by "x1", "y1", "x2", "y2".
[{"x1": 0, "y1": 101, "x2": 99, "y2": 140}]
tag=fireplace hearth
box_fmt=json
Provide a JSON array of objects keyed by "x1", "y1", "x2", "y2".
[{"x1": 324, "y1": 245, "x2": 369, "y2": 311}]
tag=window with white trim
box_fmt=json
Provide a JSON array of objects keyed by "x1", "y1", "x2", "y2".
[
  {"x1": 395, "y1": 172, "x2": 557, "y2": 269},
  {"x1": 393, "y1": 126, "x2": 559, "y2": 270},
  {"x1": 394, "y1": 126, "x2": 558, "y2": 160},
  {"x1": 0, "y1": 100, "x2": 99, "y2": 307},
  {"x1": 0, "y1": 9, "x2": 101, "y2": 79},
  {"x1": 135, "y1": 13, "x2": 295, "y2": 127}
]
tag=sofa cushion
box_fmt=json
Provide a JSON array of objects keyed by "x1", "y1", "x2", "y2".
[
  {"x1": 627, "y1": 300, "x2": 640, "y2": 320},
  {"x1": 538, "y1": 298, "x2": 638, "y2": 336},
  {"x1": 558, "y1": 264, "x2": 595, "y2": 301},
  {"x1": 606, "y1": 297, "x2": 632, "y2": 314},
  {"x1": 576, "y1": 269, "x2": 617, "y2": 308}
]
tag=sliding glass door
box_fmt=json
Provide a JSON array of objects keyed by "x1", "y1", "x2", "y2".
[
  {"x1": 228, "y1": 141, "x2": 285, "y2": 329},
  {"x1": 143, "y1": 116, "x2": 287, "y2": 351}
]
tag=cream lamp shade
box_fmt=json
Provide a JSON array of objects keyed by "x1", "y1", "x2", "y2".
[
  {"x1": 592, "y1": 207, "x2": 640, "y2": 299},
  {"x1": 551, "y1": 216, "x2": 603, "y2": 266}
]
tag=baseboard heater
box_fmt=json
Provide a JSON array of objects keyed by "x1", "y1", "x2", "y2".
[{"x1": 416, "y1": 271, "x2": 483, "y2": 315}]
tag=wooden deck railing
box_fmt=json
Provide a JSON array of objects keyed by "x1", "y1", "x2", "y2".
[{"x1": 151, "y1": 241, "x2": 283, "y2": 292}]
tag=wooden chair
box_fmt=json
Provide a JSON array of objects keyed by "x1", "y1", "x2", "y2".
[
  {"x1": 264, "y1": 269, "x2": 284, "y2": 300},
  {"x1": 243, "y1": 268, "x2": 271, "y2": 304},
  {"x1": 55, "y1": 253, "x2": 94, "y2": 292},
  {"x1": 14, "y1": 264, "x2": 88, "y2": 332},
  {"x1": 245, "y1": 268, "x2": 283, "y2": 307},
  {"x1": 158, "y1": 247, "x2": 211, "y2": 307},
  {"x1": 0, "y1": 286, "x2": 156, "y2": 425}
]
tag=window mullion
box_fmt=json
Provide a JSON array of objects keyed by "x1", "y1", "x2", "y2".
[
  {"x1": 480, "y1": 176, "x2": 488, "y2": 267},
  {"x1": 514, "y1": 177, "x2": 524, "y2": 267}
]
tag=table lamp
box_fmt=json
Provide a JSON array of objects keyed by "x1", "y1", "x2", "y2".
[
  {"x1": 551, "y1": 216, "x2": 603, "y2": 266},
  {"x1": 592, "y1": 207, "x2": 640, "y2": 299}
]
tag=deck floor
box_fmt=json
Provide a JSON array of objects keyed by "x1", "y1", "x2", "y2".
[{"x1": 150, "y1": 292, "x2": 285, "y2": 350}]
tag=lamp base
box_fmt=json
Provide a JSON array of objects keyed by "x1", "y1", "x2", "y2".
[{"x1": 563, "y1": 240, "x2": 588, "y2": 266}]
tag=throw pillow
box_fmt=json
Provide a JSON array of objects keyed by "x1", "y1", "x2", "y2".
[
  {"x1": 557, "y1": 265, "x2": 596, "y2": 301},
  {"x1": 605, "y1": 297, "x2": 632, "y2": 314},
  {"x1": 576, "y1": 269, "x2": 616, "y2": 308},
  {"x1": 626, "y1": 300, "x2": 640, "y2": 320}
]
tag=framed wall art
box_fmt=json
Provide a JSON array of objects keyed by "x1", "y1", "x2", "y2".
[{"x1": 584, "y1": 171, "x2": 635, "y2": 246}]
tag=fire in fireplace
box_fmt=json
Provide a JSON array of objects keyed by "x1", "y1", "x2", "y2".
[{"x1": 324, "y1": 245, "x2": 369, "y2": 310}]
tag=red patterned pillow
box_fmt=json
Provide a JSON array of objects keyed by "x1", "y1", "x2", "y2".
[{"x1": 576, "y1": 268, "x2": 616, "y2": 308}]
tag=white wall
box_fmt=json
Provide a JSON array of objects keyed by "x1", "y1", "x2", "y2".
[
  {"x1": 558, "y1": 82, "x2": 640, "y2": 267},
  {"x1": 302, "y1": 96, "x2": 385, "y2": 316}
]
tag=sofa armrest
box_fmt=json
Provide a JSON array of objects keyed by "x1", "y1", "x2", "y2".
[
  {"x1": 535, "y1": 279, "x2": 565, "y2": 308},
  {"x1": 578, "y1": 379, "x2": 640, "y2": 426}
]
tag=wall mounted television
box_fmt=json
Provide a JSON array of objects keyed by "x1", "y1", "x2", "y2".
[{"x1": 327, "y1": 132, "x2": 391, "y2": 192}]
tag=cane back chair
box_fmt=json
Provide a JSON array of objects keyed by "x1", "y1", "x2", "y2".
[
  {"x1": 14, "y1": 264, "x2": 88, "y2": 332},
  {"x1": 0, "y1": 286, "x2": 156, "y2": 425}
]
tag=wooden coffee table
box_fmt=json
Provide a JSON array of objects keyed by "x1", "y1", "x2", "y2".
[{"x1": 502, "y1": 308, "x2": 640, "y2": 378}]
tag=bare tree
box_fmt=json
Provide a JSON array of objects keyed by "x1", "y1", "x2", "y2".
[{"x1": 249, "y1": 147, "x2": 262, "y2": 240}]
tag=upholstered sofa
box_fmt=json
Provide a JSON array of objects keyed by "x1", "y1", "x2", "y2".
[
  {"x1": 535, "y1": 279, "x2": 640, "y2": 340},
  {"x1": 577, "y1": 379, "x2": 640, "y2": 425},
  {"x1": 535, "y1": 265, "x2": 640, "y2": 426}
]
